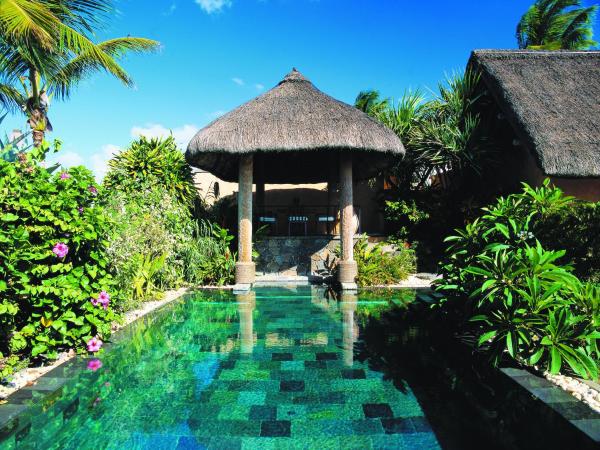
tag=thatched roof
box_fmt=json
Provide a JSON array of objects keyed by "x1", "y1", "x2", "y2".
[
  {"x1": 469, "y1": 50, "x2": 600, "y2": 178},
  {"x1": 186, "y1": 69, "x2": 404, "y2": 183}
]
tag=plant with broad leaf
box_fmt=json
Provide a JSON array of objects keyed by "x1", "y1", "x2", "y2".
[
  {"x1": 436, "y1": 180, "x2": 600, "y2": 378},
  {"x1": 0, "y1": 140, "x2": 119, "y2": 376}
]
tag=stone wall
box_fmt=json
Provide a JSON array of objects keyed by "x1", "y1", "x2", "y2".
[{"x1": 255, "y1": 236, "x2": 341, "y2": 277}]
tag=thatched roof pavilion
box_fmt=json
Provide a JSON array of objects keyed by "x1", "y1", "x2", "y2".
[
  {"x1": 186, "y1": 68, "x2": 404, "y2": 289},
  {"x1": 186, "y1": 68, "x2": 404, "y2": 183},
  {"x1": 469, "y1": 50, "x2": 600, "y2": 178}
]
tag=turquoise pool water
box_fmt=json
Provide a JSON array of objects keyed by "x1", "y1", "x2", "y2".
[{"x1": 0, "y1": 287, "x2": 441, "y2": 449}]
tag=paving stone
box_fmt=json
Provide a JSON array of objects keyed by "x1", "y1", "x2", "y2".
[
  {"x1": 249, "y1": 405, "x2": 277, "y2": 421},
  {"x1": 280, "y1": 381, "x2": 305, "y2": 392},
  {"x1": 260, "y1": 420, "x2": 291, "y2": 437},
  {"x1": 363, "y1": 404, "x2": 394, "y2": 419}
]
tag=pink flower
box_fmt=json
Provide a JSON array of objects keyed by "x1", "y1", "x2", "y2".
[
  {"x1": 60, "y1": 172, "x2": 70, "y2": 180},
  {"x1": 90, "y1": 298, "x2": 99, "y2": 307},
  {"x1": 86, "y1": 337, "x2": 103, "y2": 353},
  {"x1": 98, "y1": 291, "x2": 110, "y2": 309},
  {"x1": 78, "y1": 206, "x2": 84, "y2": 214},
  {"x1": 52, "y1": 242, "x2": 69, "y2": 258},
  {"x1": 87, "y1": 359, "x2": 103, "y2": 371},
  {"x1": 88, "y1": 186, "x2": 98, "y2": 195}
]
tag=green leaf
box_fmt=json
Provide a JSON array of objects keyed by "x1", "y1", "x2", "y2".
[
  {"x1": 478, "y1": 330, "x2": 497, "y2": 346},
  {"x1": 550, "y1": 347, "x2": 562, "y2": 374},
  {"x1": 1, "y1": 213, "x2": 19, "y2": 222},
  {"x1": 31, "y1": 343, "x2": 48, "y2": 357},
  {"x1": 529, "y1": 348, "x2": 544, "y2": 365}
]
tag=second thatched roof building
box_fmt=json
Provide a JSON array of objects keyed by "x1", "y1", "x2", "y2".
[{"x1": 469, "y1": 49, "x2": 600, "y2": 201}]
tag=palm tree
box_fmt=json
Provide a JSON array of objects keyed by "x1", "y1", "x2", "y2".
[
  {"x1": 0, "y1": 0, "x2": 159, "y2": 145},
  {"x1": 355, "y1": 90, "x2": 389, "y2": 116},
  {"x1": 517, "y1": 0, "x2": 598, "y2": 50}
]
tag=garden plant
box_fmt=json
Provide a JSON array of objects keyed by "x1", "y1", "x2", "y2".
[{"x1": 435, "y1": 181, "x2": 600, "y2": 379}]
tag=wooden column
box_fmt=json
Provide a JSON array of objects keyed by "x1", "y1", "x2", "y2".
[
  {"x1": 338, "y1": 154, "x2": 358, "y2": 288},
  {"x1": 235, "y1": 155, "x2": 255, "y2": 285}
]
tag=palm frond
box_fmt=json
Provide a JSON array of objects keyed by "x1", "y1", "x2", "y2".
[
  {"x1": 95, "y1": 37, "x2": 160, "y2": 58},
  {"x1": 41, "y1": 0, "x2": 113, "y2": 33},
  {"x1": 517, "y1": 0, "x2": 597, "y2": 50},
  {"x1": 48, "y1": 37, "x2": 159, "y2": 99},
  {"x1": 0, "y1": 81, "x2": 25, "y2": 111},
  {"x1": 0, "y1": 0, "x2": 59, "y2": 49}
]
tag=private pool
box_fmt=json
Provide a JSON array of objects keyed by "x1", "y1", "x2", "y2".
[{"x1": 0, "y1": 287, "x2": 595, "y2": 449}]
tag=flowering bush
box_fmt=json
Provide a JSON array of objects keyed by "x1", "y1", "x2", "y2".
[{"x1": 0, "y1": 142, "x2": 118, "y2": 376}]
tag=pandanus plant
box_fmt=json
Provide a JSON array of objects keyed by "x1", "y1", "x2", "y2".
[{"x1": 0, "y1": 0, "x2": 159, "y2": 146}]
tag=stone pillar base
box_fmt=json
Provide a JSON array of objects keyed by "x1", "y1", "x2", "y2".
[
  {"x1": 235, "y1": 262, "x2": 256, "y2": 285},
  {"x1": 337, "y1": 260, "x2": 358, "y2": 284}
]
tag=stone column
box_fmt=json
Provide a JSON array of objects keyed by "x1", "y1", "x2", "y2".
[
  {"x1": 338, "y1": 154, "x2": 358, "y2": 288},
  {"x1": 236, "y1": 291, "x2": 256, "y2": 354},
  {"x1": 235, "y1": 155, "x2": 256, "y2": 285},
  {"x1": 341, "y1": 292, "x2": 358, "y2": 366}
]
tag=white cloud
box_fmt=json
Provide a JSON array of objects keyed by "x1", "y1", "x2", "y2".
[
  {"x1": 195, "y1": 0, "x2": 232, "y2": 14},
  {"x1": 91, "y1": 144, "x2": 120, "y2": 181},
  {"x1": 55, "y1": 151, "x2": 85, "y2": 168},
  {"x1": 208, "y1": 110, "x2": 226, "y2": 119},
  {"x1": 164, "y1": 2, "x2": 177, "y2": 15},
  {"x1": 130, "y1": 123, "x2": 199, "y2": 149},
  {"x1": 231, "y1": 77, "x2": 245, "y2": 86},
  {"x1": 255, "y1": 83, "x2": 265, "y2": 91}
]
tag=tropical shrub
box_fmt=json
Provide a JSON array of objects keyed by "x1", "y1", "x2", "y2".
[
  {"x1": 187, "y1": 224, "x2": 236, "y2": 286},
  {"x1": 335, "y1": 236, "x2": 416, "y2": 287},
  {"x1": 357, "y1": 71, "x2": 501, "y2": 268},
  {"x1": 538, "y1": 201, "x2": 600, "y2": 282},
  {"x1": 101, "y1": 136, "x2": 237, "y2": 302},
  {"x1": 103, "y1": 136, "x2": 197, "y2": 206},
  {"x1": 436, "y1": 181, "x2": 600, "y2": 378},
  {"x1": 0, "y1": 142, "x2": 118, "y2": 376}
]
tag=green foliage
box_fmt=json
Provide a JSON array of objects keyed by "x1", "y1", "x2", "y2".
[
  {"x1": 0, "y1": 141, "x2": 119, "y2": 376},
  {"x1": 537, "y1": 201, "x2": 600, "y2": 282},
  {"x1": 103, "y1": 136, "x2": 196, "y2": 206},
  {"x1": 384, "y1": 199, "x2": 430, "y2": 242},
  {"x1": 517, "y1": 0, "x2": 598, "y2": 50},
  {"x1": 336, "y1": 235, "x2": 416, "y2": 287},
  {"x1": 436, "y1": 181, "x2": 600, "y2": 378},
  {"x1": 0, "y1": 0, "x2": 158, "y2": 143},
  {"x1": 102, "y1": 160, "x2": 235, "y2": 309},
  {"x1": 357, "y1": 71, "x2": 500, "y2": 270},
  {"x1": 189, "y1": 224, "x2": 236, "y2": 286}
]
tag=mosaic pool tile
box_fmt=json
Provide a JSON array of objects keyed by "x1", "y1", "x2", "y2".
[
  {"x1": 260, "y1": 420, "x2": 291, "y2": 437},
  {"x1": 280, "y1": 380, "x2": 305, "y2": 392},
  {"x1": 363, "y1": 403, "x2": 394, "y2": 419},
  {"x1": 280, "y1": 361, "x2": 304, "y2": 371},
  {"x1": 0, "y1": 286, "x2": 441, "y2": 449},
  {"x1": 238, "y1": 391, "x2": 267, "y2": 406}
]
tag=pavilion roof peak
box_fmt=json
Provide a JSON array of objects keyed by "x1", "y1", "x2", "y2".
[
  {"x1": 279, "y1": 67, "x2": 309, "y2": 84},
  {"x1": 186, "y1": 68, "x2": 405, "y2": 183}
]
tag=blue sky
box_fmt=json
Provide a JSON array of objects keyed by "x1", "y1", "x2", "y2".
[{"x1": 3, "y1": 0, "x2": 599, "y2": 178}]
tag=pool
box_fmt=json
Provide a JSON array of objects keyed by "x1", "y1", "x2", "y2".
[{"x1": 0, "y1": 286, "x2": 590, "y2": 449}]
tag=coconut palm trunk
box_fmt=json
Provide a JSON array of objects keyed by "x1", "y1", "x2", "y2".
[
  {"x1": 26, "y1": 67, "x2": 48, "y2": 147},
  {"x1": 0, "y1": 0, "x2": 159, "y2": 146}
]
